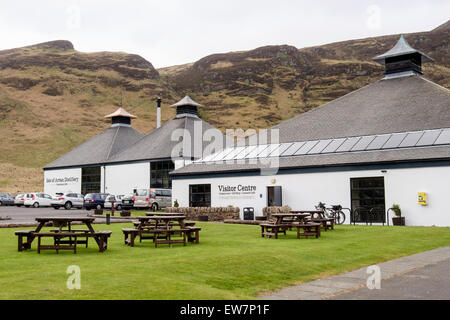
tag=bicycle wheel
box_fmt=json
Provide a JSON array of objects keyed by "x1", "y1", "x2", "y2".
[
  {"x1": 323, "y1": 209, "x2": 334, "y2": 219},
  {"x1": 335, "y1": 211, "x2": 346, "y2": 225}
]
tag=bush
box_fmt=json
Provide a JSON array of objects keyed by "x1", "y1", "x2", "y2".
[{"x1": 392, "y1": 204, "x2": 402, "y2": 217}]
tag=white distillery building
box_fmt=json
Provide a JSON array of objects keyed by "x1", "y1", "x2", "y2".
[
  {"x1": 171, "y1": 36, "x2": 450, "y2": 227},
  {"x1": 43, "y1": 96, "x2": 228, "y2": 197}
]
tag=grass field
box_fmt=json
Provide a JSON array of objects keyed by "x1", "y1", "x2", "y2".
[{"x1": 1, "y1": 223, "x2": 449, "y2": 300}]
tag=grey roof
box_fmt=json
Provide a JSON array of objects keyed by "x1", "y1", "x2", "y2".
[
  {"x1": 171, "y1": 145, "x2": 450, "y2": 176},
  {"x1": 273, "y1": 75, "x2": 450, "y2": 143},
  {"x1": 172, "y1": 74, "x2": 450, "y2": 176},
  {"x1": 373, "y1": 35, "x2": 434, "y2": 64},
  {"x1": 107, "y1": 116, "x2": 231, "y2": 163},
  {"x1": 170, "y1": 95, "x2": 203, "y2": 108},
  {"x1": 45, "y1": 125, "x2": 144, "y2": 169}
]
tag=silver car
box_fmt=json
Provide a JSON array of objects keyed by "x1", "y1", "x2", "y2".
[
  {"x1": 14, "y1": 194, "x2": 25, "y2": 207},
  {"x1": 104, "y1": 194, "x2": 125, "y2": 210},
  {"x1": 51, "y1": 192, "x2": 84, "y2": 210}
]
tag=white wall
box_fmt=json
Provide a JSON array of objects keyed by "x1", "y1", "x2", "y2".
[
  {"x1": 104, "y1": 162, "x2": 150, "y2": 195},
  {"x1": 172, "y1": 165, "x2": 450, "y2": 227},
  {"x1": 44, "y1": 168, "x2": 82, "y2": 195}
]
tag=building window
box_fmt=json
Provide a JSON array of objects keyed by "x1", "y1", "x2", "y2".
[
  {"x1": 351, "y1": 177, "x2": 385, "y2": 223},
  {"x1": 81, "y1": 167, "x2": 101, "y2": 195},
  {"x1": 189, "y1": 184, "x2": 211, "y2": 207},
  {"x1": 151, "y1": 161, "x2": 175, "y2": 189}
]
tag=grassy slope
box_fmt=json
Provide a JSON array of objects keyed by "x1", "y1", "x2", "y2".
[{"x1": 0, "y1": 223, "x2": 449, "y2": 299}]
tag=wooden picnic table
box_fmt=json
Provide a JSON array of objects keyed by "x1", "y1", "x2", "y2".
[
  {"x1": 15, "y1": 217, "x2": 111, "y2": 253},
  {"x1": 292, "y1": 210, "x2": 335, "y2": 231},
  {"x1": 123, "y1": 215, "x2": 200, "y2": 247},
  {"x1": 272, "y1": 213, "x2": 312, "y2": 224},
  {"x1": 261, "y1": 213, "x2": 321, "y2": 239}
]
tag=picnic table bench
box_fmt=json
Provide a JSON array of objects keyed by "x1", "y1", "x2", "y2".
[
  {"x1": 123, "y1": 215, "x2": 201, "y2": 247},
  {"x1": 15, "y1": 217, "x2": 112, "y2": 253},
  {"x1": 307, "y1": 211, "x2": 335, "y2": 231}
]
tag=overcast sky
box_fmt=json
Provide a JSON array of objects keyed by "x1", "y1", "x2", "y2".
[{"x1": 0, "y1": 1, "x2": 448, "y2": 68}]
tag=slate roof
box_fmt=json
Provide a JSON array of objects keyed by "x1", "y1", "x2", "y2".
[
  {"x1": 373, "y1": 35, "x2": 434, "y2": 64},
  {"x1": 273, "y1": 75, "x2": 450, "y2": 143},
  {"x1": 170, "y1": 95, "x2": 203, "y2": 108},
  {"x1": 107, "y1": 116, "x2": 231, "y2": 163},
  {"x1": 44, "y1": 125, "x2": 144, "y2": 169},
  {"x1": 171, "y1": 74, "x2": 450, "y2": 176}
]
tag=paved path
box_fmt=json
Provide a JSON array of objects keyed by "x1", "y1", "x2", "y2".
[{"x1": 263, "y1": 246, "x2": 450, "y2": 300}]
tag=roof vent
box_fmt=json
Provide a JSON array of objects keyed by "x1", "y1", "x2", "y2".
[
  {"x1": 170, "y1": 95, "x2": 203, "y2": 118},
  {"x1": 373, "y1": 35, "x2": 434, "y2": 76},
  {"x1": 104, "y1": 107, "x2": 137, "y2": 126}
]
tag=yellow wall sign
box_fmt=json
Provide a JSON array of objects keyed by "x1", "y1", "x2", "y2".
[{"x1": 418, "y1": 192, "x2": 427, "y2": 206}]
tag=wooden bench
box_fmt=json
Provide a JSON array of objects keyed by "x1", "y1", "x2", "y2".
[
  {"x1": 36, "y1": 231, "x2": 112, "y2": 254},
  {"x1": 50, "y1": 229, "x2": 90, "y2": 248},
  {"x1": 310, "y1": 217, "x2": 334, "y2": 231},
  {"x1": 122, "y1": 228, "x2": 139, "y2": 246},
  {"x1": 153, "y1": 228, "x2": 188, "y2": 248},
  {"x1": 95, "y1": 231, "x2": 112, "y2": 252},
  {"x1": 260, "y1": 223, "x2": 288, "y2": 239},
  {"x1": 36, "y1": 232, "x2": 79, "y2": 254},
  {"x1": 295, "y1": 223, "x2": 321, "y2": 239},
  {"x1": 15, "y1": 230, "x2": 34, "y2": 252},
  {"x1": 186, "y1": 226, "x2": 201, "y2": 244}
]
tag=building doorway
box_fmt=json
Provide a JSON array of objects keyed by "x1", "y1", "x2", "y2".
[
  {"x1": 351, "y1": 177, "x2": 386, "y2": 223},
  {"x1": 267, "y1": 186, "x2": 282, "y2": 207}
]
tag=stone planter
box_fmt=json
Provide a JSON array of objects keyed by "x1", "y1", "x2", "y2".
[
  {"x1": 198, "y1": 215, "x2": 209, "y2": 222},
  {"x1": 120, "y1": 211, "x2": 131, "y2": 217},
  {"x1": 94, "y1": 209, "x2": 103, "y2": 215},
  {"x1": 392, "y1": 216, "x2": 405, "y2": 226}
]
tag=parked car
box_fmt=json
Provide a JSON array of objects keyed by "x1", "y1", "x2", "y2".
[
  {"x1": 51, "y1": 192, "x2": 84, "y2": 210},
  {"x1": 133, "y1": 188, "x2": 172, "y2": 211},
  {"x1": 120, "y1": 194, "x2": 135, "y2": 210},
  {"x1": 24, "y1": 193, "x2": 53, "y2": 208},
  {"x1": 0, "y1": 193, "x2": 15, "y2": 206},
  {"x1": 83, "y1": 193, "x2": 109, "y2": 210},
  {"x1": 14, "y1": 194, "x2": 25, "y2": 207},
  {"x1": 104, "y1": 194, "x2": 126, "y2": 210}
]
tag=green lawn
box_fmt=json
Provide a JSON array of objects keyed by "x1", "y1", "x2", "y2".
[{"x1": 0, "y1": 223, "x2": 449, "y2": 300}]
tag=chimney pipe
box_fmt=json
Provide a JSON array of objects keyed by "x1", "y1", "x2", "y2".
[{"x1": 156, "y1": 97, "x2": 162, "y2": 128}]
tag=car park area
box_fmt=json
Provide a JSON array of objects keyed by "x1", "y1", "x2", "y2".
[{"x1": 0, "y1": 205, "x2": 88, "y2": 225}]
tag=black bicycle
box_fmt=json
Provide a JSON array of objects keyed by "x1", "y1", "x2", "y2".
[{"x1": 315, "y1": 202, "x2": 346, "y2": 225}]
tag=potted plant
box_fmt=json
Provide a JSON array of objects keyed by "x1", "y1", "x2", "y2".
[
  {"x1": 391, "y1": 204, "x2": 405, "y2": 226},
  {"x1": 174, "y1": 199, "x2": 179, "y2": 208}
]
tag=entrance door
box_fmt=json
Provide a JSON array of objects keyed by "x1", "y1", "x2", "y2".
[
  {"x1": 267, "y1": 186, "x2": 282, "y2": 207},
  {"x1": 351, "y1": 177, "x2": 385, "y2": 223}
]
